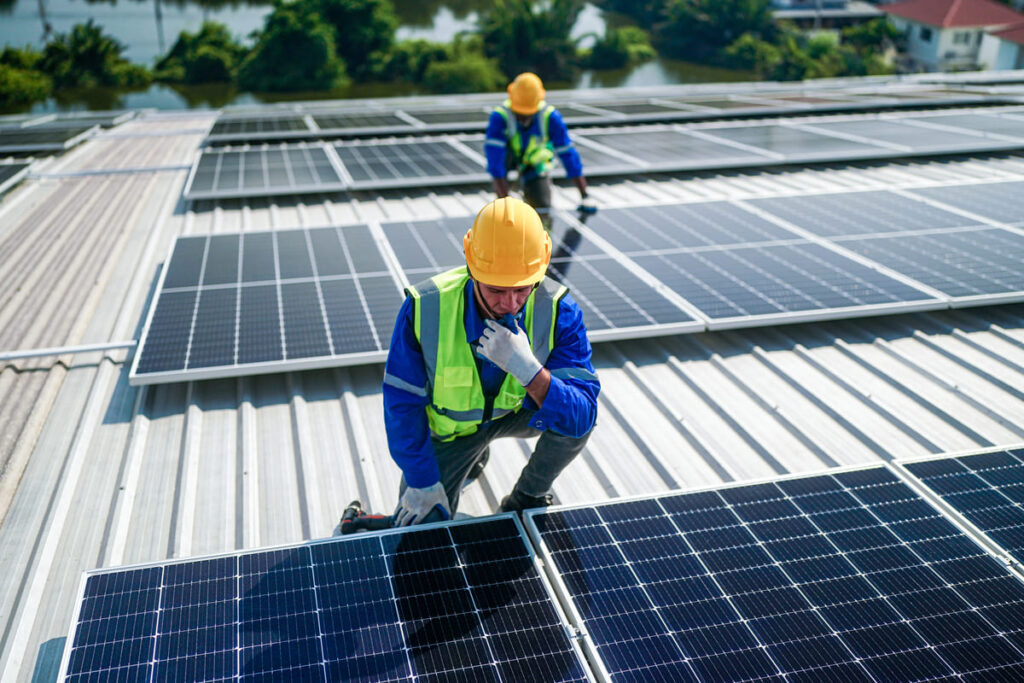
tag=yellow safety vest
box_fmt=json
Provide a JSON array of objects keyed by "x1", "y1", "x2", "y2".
[
  {"x1": 405, "y1": 267, "x2": 566, "y2": 442},
  {"x1": 495, "y1": 100, "x2": 556, "y2": 174}
]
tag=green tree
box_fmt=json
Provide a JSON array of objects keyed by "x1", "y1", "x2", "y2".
[
  {"x1": 659, "y1": 0, "x2": 773, "y2": 61},
  {"x1": 478, "y1": 0, "x2": 585, "y2": 82},
  {"x1": 314, "y1": 0, "x2": 398, "y2": 80},
  {"x1": 842, "y1": 17, "x2": 902, "y2": 57},
  {"x1": 0, "y1": 63, "x2": 52, "y2": 108},
  {"x1": 379, "y1": 39, "x2": 450, "y2": 82},
  {"x1": 238, "y1": 1, "x2": 349, "y2": 92},
  {"x1": 423, "y1": 53, "x2": 506, "y2": 93},
  {"x1": 38, "y1": 20, "x2": 151, "y2": 89},
  {"x1": 155, "y1": 22, "x2": 246, "y2": 84},
  {"x1": 591, "y1": 0, "x2": 667, "y2": 27},
  {"x1": 583, "y1": 26, "x2": 656, "y2": 69}
]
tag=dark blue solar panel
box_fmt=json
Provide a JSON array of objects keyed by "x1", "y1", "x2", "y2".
[
  {"x1": 63, "y1": 517, "x2": 589, "y2": 682},
  {"x1": 528, "y1": 467, "x2": 1024, "y2": 682},
  {"x1": 132, "y1": 226, "x2": 402, "y2": 383},
  {"x1": 906, "y1": 450, "x2": 1024, "y2": 564},
  {"x1": 631, "y1": 242, "x2": 937, "y2": 320},
  {"x1": 838, "y1": 228, "x2": 1024, "y2": 299}
]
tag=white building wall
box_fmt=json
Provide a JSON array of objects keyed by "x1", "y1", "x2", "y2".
[
  {"x1": 890, "y1": 17, "x2": 942, "y2": 68},
  {"x1": 978, "y1": 34, "x2": 1021, "y2": 69}
]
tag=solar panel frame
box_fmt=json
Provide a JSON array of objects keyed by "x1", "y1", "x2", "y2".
[
  {"x1": 206, "y1": 114, "x2": 314, "y2": 142},
  {"x1": 335, "y1": 138, "x2": 488, "y2": 190},
  {"x1": 57, "y1": 513, "x2": 596, "y2": 683},
  {"x1": 898, "y1": 447, "x2": 1024, "y2": 568},
  {"x1": 129, "y1": 225, "x2": 404, "y2": 385},
  {"x1": 182, "y1": 143, "x2": 349, "y2": 200},
  {"x1": 525, "y1": 464, "x2": 1024, "y2": 683},
  {"x1": 0, "y1": 123, "x2": 97, "y2": 152}
]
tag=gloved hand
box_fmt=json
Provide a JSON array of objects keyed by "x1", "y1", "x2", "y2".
[
  {"x1": 394, "y1": 482, "x2": 450, "y2": 527},
  {"x1": 577, "y1": 194, "x2": 598, "y2": 214},
  {"x1": 477, "y1": 318, "x2": 543, "y2": 386}
]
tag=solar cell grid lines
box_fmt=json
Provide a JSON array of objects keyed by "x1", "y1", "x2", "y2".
[
  {"x1": 631, "y1": 241, "x2": 939, "y2": 325},
  {"x1": 904, "y1": 449, "x2": 1024, "y2": 564},
  {"x1": 210, "y1": 115, "x2": 310, "y2": 137},
  {"x1": 60, "y1": 516, "x2": 592, "y2": 682},
  {"x1": 909, "y1": 181, "x2": 1024, "y2": 226},
  {"x1": 0, "y1": 124, "x2": 95, "y2": 152},
  {"x1": 185, "y1": 145, "x2": 346, "y2": 200},
  {"x1": 527, "y1": 467, "x2": 1024, "y2": 683},
  {"x1": 380, "y1": 214, "x2": 699, "y2": 337},
  {"x1": 748, "y1": 190, "x2": 977, "y2": 238},
  {"x1": 906, "y1": 112, "x2": 1024, "y2": 139},
  {"x1": 335, "y1": 140, "x2": 483, "y2": 188},
  {"x1": 576, "y1": 130, "x2": 758, "y2": 168},
  {"x1": 700, "y1": 123, "x2": 884, "y2": 157},
  {"x1": 312, "y1": 112, "x2": 411, "y2": 130},
  {"x1": 586, "y1": 202, "x2": 799, "y2": 253},
  {"x1": 838, "y1": 228, "x2": 1024, "y2": 302},
  {"x1": 130, "y1": 226, "x2": 401, "y2": 384}
]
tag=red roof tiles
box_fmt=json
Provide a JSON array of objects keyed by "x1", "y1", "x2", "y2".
[{"x1": 883, "y1": 0, "x2": 1024, "y2": 28}]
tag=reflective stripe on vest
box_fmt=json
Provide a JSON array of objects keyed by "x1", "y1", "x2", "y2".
[
  {"x1": 495, "y1": 102, "x2": 555, "y2": 171},
  {"x1": 407, "y1": 266, "x2": 566, "y2": 441}
]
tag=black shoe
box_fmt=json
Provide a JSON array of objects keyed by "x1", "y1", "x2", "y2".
[{"x1": 499, "y1": 489, "x2": 553, "y2": 514}]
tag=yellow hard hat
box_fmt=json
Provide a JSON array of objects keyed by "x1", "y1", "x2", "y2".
[
  {"x1": 464, "y1": 197, "x2": 551, "y2": 287},
  {"x1": 507, "y1": 72, "x2": 546, "y2": 116}
]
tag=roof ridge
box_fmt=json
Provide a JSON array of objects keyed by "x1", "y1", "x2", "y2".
[{"x1": 945, "y1": 0, "x2": 962, "y2": 27}]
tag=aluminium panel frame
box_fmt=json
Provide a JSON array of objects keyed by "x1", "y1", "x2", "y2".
[
  {"x1": 56, "y1": 512, "x2": 595, "y2": 683},
  {"x1": 0, "y1": 124, "x2": 98, "y2": 153}
]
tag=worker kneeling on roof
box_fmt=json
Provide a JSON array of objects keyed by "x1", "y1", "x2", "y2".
[{"x1": 383, "y1": 197, "x2": 600, "y2": 525}]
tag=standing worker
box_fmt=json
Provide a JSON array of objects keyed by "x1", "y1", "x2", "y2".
[
  {"x1": 486, "y1": 72, "x2": 597, "y2": 218},
  {"x1": 384, "y1": 197, "x2": 600, "y2": 526}
]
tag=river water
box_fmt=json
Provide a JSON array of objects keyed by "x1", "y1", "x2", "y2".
[{"x1": 0, "y1": 0, "x2": 750, "y2": 113}]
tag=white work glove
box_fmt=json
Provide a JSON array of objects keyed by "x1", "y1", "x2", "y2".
[
  {"x1": 477, "y1": 318, "x2": 543, "y2": 387},
  {"x1": 394, "y1": 482, "x2": 450, "y2": 526},
  {"x1": 577, "y1": 195, "x2": 598, "y2": 214}
]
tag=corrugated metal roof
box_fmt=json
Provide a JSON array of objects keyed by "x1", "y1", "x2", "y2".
[{"x1": 3, "y1": 106, "x2": 1024, "y2": 681}]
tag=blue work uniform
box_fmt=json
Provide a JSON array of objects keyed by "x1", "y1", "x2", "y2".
[
  {"x1": 485, "y1": 107, "x2": 584, "y2": 183},
  {"x1": 383, "y1": 279, "x2": 600, "y2": 489}
]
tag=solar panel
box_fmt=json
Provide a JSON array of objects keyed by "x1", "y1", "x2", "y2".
[
  {"x1": 669, "y1": 98, "x2": 768, "y2": 110},
  {"x1": 903, "y1": 449, "x2": 1024, "y2": 564},
  {"x1": 209, "y1": 114, "x2": 310, "y2": 137},
  {"x1": 585, "y1": 202, "x2": 799, "y2": 252},
  {"x1": 403, "y1": 108, "x2": 489, "y2": 125},
  {"x1": 576, "y1": 131, "x2": 754, "y2": 167},
  {"x1": 908, "y1": 181, "x2": 1024, "y2": 225},
  {"x1": 748, "y1": 190, "x2": 976, "y2": 238},
  {"x1": 130, "y1": 226, "x2": 402, "y2": 385},
  {"x1": 837, "y1": 227, "x2": 1024, "y2": 303},
  {"x1": 630, "y1": 241, "x2": 941, "y2": 327},
  {"x1": 379, "y1": 215, "x2": 701, "y2": 339},
  {"x1": 183, "y1": 146, "x2": 347, "y2": 200},
  {"x1": 801, "y1": 119, "x2": 961, "y2": 151},
  {"x1": 0, "y1": 162, "x2": 30, "y2": 195},
  {"x1": 335, "y1": 140, "x2": 484, "y2": 189},
  {"x1": 906, "y1": 112, "x2": 1024, "y2": 139},
  {"x1": 527, "y1": 466, "x2": 1024, "y2": 682},
  {"x1": 698, "y1": 124, "x2": 885, "y2": 158},
  {"x1": 586, "y1": 102, "x2": 681, "y2": 116},
  {"x1": 59, "y1": 515, "x2": 592, "y2": 682},
  {"x1": 0, "y1": 124, "x2": 95, "y2": 152},
  {"x1": 312, "y1": 111, "x2": 411, "y2": 130}
]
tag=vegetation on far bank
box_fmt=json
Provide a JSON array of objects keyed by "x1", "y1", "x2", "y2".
[{"x1": 1, "y1": 0, "x2": 902, "y2": 111}]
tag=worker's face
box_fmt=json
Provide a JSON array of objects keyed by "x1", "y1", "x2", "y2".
[
  {"x1": 475, "y1": 282, "x2": 533, "y2": 318},
  {"x1": 515, "y1": 113, "x2": 535, "y2": 126}
]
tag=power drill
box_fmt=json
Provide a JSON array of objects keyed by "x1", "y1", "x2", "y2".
[{"x1": 339, "y1": 500, "x2": 392, "y2": 534}]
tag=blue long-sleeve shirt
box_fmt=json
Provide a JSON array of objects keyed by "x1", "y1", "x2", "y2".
[
  {"x1": 485, "y1": 107, "x2": 584, "y2": 180},
  {"x1": 383, "y1": 279, "x2": 600, "y2": 488}
]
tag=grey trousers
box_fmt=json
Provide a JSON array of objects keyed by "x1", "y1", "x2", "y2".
[{"x1": 404, "y1": 409, "x2": 591, "y2": 515}]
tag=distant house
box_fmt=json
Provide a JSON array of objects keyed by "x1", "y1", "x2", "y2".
[
  {"x1": 979, "y1": 21, "x2": 1024, "y2": 69},
  {"x1": 771, "y1": 0, "x2": 884, "y2": 29},
  {"x1": 882, "y1": 0, "x2": 1024, "y2": 70}
]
